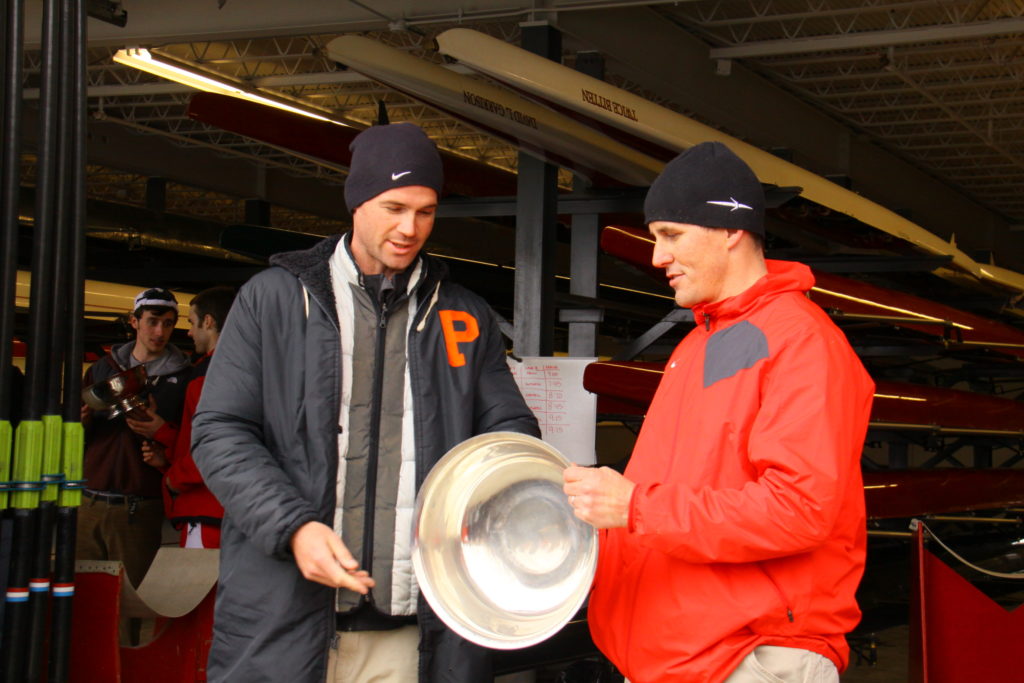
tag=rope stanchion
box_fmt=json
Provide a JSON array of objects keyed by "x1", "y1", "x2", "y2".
[
  {"x1": 911, "y1": 517, "x2": 1024, "y2": 682},
  {"x1": 912, "y1": 518, "x2": 1024, "y2": 580}
]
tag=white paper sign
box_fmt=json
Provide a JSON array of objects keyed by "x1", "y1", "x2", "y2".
[{"x1": 508, "y1": 356, "x2": 597, "y2": 465}]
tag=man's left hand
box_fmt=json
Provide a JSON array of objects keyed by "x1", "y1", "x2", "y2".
[
  {"x1": 563, "y1": 465, "x2": 635, "y2": 529},
  {"x1": 142, "y1": 441, "x2": 169, "y2": 469},
  {"x1": 126, "y1": 394, "x2": 166, "y2": 438}
]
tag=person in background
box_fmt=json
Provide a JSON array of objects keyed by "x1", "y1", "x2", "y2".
[
  {"x1": 142, "y1": 285, "x2": 237, "y2": 549},
  {"x1": 78, "y1": 287, "x2": 191, "y2": 588},
  {"x1": 564, "y1": 142, "x2": 874, "y2": 683},
  {"x1": 192, "y1": 123, "x2": 539, "y2": 683}
]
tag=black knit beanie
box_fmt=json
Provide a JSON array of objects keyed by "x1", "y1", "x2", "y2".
[
  {"x1": 343, "y1": 123, "x2": 444, "y2": 212},
  {"x1": 644, "y1": 141, "x2": 765, "y2": 235}
]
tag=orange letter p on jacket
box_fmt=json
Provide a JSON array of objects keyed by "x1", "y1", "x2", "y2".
[{"x1": 439, "y1": 310, "x2": 479, "y2": 367}]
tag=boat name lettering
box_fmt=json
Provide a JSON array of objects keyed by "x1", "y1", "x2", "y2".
[
  {"x1": 580, "y1": 88, "x2": 638, "y2": 122},
  {"x1": 462, "y1": 91, "x2": 538, "y2": 129}
]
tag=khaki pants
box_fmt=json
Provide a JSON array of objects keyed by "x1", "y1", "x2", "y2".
[
  {"x1": 724, "y1": 646, "x2": 839, "y2": 683},
  {"x1": 75, "y1": 495, "x2": 164, "y2": 588},
  {"x1": 326, "y1": 625, "x2": 418, "y2": 683}
]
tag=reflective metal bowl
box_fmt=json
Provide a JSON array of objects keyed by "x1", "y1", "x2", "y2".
[
  {"x1": 81, "y1": 365, "x2": 148, "y2": 418},
  {"x1": 413, "y1": 431, "x2": 597, "y2": 650}
]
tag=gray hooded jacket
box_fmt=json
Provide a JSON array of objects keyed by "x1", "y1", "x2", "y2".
[
  {"x1": 192, "y1": 235, "x2": 539, "y2": 682},
  {"x1": 83, "y1": 341, "x2": 191, "y2": 496}
]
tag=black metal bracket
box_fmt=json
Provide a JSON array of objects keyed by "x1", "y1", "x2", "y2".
[{"x1": 611, "y1": 308, "x2": 693, "y2": 361}]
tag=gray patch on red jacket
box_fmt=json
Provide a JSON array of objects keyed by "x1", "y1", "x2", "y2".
[{"x1": 704, "y1": 320, "x2": 769, "y2": 388}]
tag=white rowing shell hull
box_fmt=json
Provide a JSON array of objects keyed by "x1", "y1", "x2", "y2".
[
  {"x1": 325, "y1": 35, "x2": 663, "y2": 188},
  {"x1": 436, "y1": 28, "x2": 1024, "y2": 295}
]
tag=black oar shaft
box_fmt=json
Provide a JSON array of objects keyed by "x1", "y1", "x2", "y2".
[
  {"x1": 50, "y1": 1, "x2": 87, "y2": 679},
  {"x1": 0, "y1": 0, "x2": 25, "y2": 422},
  {"x1": 23, "y1": 0, "x2": 59, "y2": 422},
  {"x1": 0, "y1": 0, "x2": 25, "y2": 669},
  {"x1": 4, "y1": 0, "x2": 61, "y2": 677}
]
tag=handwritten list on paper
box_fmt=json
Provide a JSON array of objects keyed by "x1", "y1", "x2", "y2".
[{"x1": 508, "y1": 357, "x2": 597, "y2": 465}]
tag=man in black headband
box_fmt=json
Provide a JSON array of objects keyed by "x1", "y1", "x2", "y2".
[
  {"x1": 564, "y1": 142, "x2": 874, "y2": 683},
  {"x1": 77, "y1": 287, "x2": 191, "y2": 588},
  {"x1": 193, "y1": 123, "x2": 538, "y2": 682}
]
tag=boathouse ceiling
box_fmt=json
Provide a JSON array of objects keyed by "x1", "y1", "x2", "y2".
[{"x1": 13, "y1": 0, "x2": 1024, "y2": 330}]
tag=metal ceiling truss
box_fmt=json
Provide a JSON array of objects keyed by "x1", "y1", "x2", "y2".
[
  {"x1": 652, "y1": 1, "x2": 1024, "y2": 223},
  {"x1": 14, "y1": 1, "x2": 1024, "y2": 259}
]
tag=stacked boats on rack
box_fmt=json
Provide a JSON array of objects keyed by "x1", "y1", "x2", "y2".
[
  {"x1": 589, "y1": 224, "x2": 1024, "y2": 518},
  {"x1": 186, "y1": 30, "x2": 1024, "y2": 520}
]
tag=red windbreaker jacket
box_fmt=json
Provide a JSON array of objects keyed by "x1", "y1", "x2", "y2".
[
  {"x1": 589, "y1": 260, "x2": 874, "y2": 683},
  {"x1": 163, "y1": 352, "x2": 224, "y2": 531}
]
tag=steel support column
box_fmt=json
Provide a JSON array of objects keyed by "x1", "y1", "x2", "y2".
[
  {"x1": 245, "y1": 198, "x2": 272, "y2": 226},
  {"x1": 566, "y1": 51, "x2": 605, "y2": 358},
  {"x1": 513, "y1": 22, "x2": 560, "y2": 356},
  {"x1": 567, "y1": 199, "x2": 601, "y2": 357},
  {"x1": 973, "y1": 443, "x2": 993, "y2": 468},
  {"x1": 889, "y1": 441, "x2": 909, "y2": 469}
]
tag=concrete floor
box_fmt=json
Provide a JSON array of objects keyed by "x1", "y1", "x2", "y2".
[{"x1": 842, "y1": 624, "x2": 910, "y2": 682}]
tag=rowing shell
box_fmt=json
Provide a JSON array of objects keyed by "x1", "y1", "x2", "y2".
[
  {"x1": 185, "y1": 92, "x2": 518, "y2": 198},
  {"x1": 583, "y1": 360, "x2": 1024, "y2": 437},
  {"x1": 435, "y1": 28, "x2": 1024, "y2": 296},
  {"x1": 600, "y1": 224, "x2": 1024, "y2": 360},
  {"x1": 324, "y1": 35, "x2": 663, "y2": 188}
]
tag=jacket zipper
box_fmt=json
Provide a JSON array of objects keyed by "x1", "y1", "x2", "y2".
[
  {"x1": 761, "y1": 564, "x2": 795, "y2": 623},
  {"x1": 360, "y1": 299, "x2": 389, "y2": 591},
  {"x1": 407, "y1": 285, "x2": 434, "y2": 513}
]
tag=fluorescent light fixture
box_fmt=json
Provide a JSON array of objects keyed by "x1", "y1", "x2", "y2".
[{"x1": 113, "y1": 47, "x2": 349, "y2": 126}]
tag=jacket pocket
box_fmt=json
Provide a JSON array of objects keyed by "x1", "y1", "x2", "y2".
[{"x1": 748, "y1": 562, "x2": 796, "y2": 634}]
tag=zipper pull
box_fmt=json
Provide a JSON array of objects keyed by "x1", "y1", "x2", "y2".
[
  {"x1": 705, "y1": 315, "x2": 711, "y2": 331},
  {"x1": 379, "y1": 302, "x2": 388, "y2": 328},
  {"x1": 787, "y1": 608, "x2": 794, "y2": 623}
]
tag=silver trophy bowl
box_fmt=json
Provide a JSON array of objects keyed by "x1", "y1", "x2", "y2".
[
  {"x1": 81, "y1": 365, "x2": 149, "y2": 419},
  {"x1": 413, "y1": 431, "x2": 597, "y2": 649}
]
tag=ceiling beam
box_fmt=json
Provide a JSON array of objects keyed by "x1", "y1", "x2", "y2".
[
  {"x1": 22, "y1": 106, "x2": 350, "y2": 221},
  {"x1": 709, "y1": 18, "x2": 1024, "y2": 59},
  {"x1": 36, "y1": 0, "x2": 688, "y2": 48},
  {"x1": 557, "y1": 8, "x2": 1022, "y2": 268},
  {"x1": 23, "y1": 71, "x2": 370, "y2": 100}
]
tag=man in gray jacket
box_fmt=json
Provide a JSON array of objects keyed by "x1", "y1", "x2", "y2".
[
  {"x1": 193, "y1": 123, "x2": 540, "y2": 682},
  {"x1": 78, "y1": 287, "x2": 191, "y2": 588}
]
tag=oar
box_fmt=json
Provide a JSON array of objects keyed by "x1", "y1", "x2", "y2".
[
  {"x1": 48, "y1": 2, "x2": 87, "y2": 679},
  {"x1": 25, "y1": 0, "x2": 77, "y2": 674},
  {"x1": 0, "y1": 0, "x2": 25, "y2": 667},
  {"x1": 2, "y1": 0, "x2": 61, "y2": 678}
]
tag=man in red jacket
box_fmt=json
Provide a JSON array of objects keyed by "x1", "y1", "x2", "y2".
[
  {"x1": 143, "y1": 286, "x2": 236, "y2": 548},
  {"x1": 564, "y1": 142, "x2": 874, "y2": 683}
]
